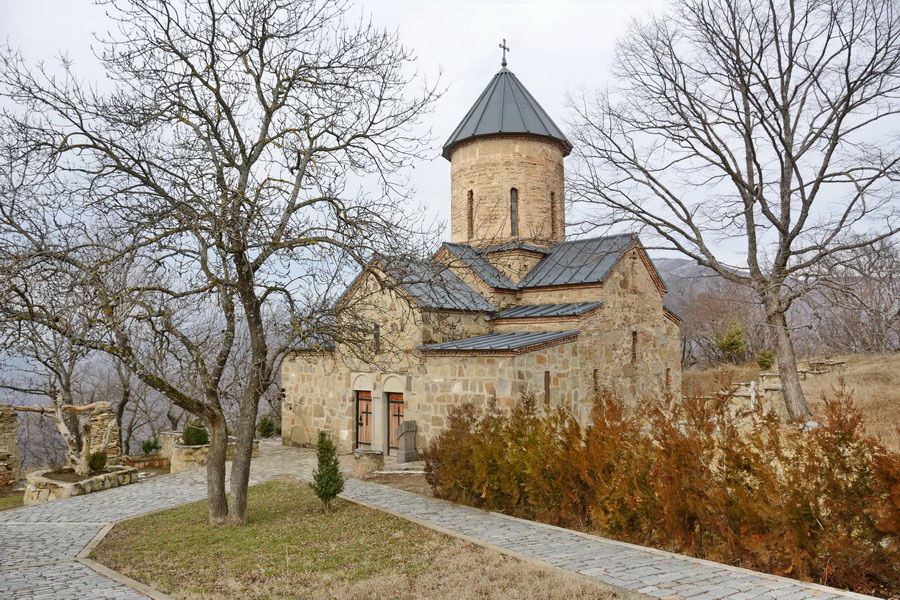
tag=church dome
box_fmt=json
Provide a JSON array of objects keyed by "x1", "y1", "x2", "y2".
[{"x1": 441, "y1": 67, "x2": 573, "y2": 160}]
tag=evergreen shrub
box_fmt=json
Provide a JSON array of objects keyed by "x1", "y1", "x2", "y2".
[
  {"x1": 182, "y1": 420, "x2": 209, "y2": 446},
  {"x1": 426, "y1": 384, "x2": 900, "y2": 597},
  {"x1": 756, "y1": 350, "x2": 776, "y2": 370},
  {"x1": 257, "y1": 416, "x2": 276, "y2": 438},
  {"x1": 88, "y1": 450, "x2": 108, "y2": 472},
  {"x1": 141, "y1": 437, "x2": 161, "y2": 456},
  {"x1": 311, "y1": 431, "x2": 344, "y2": 512}
]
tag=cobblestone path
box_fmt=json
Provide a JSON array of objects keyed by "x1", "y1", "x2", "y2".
[
  {"x1": 0, "y1": 442, "x2": 306, "y2": 599},
  {"x1": 337, "y1": 481, "x2": 876, "y2": 600},
  {"x1": 1, "y1": 442, "x2": 877, "y2": 599}
]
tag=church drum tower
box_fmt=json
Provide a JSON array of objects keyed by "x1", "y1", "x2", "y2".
[{"x1": 442, "y1": 57, "x2": 572, "y2": 250}]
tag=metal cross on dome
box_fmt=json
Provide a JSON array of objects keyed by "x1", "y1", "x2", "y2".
[{"x1": 499, "y1": 39, "x2": 509, "y2": 67}]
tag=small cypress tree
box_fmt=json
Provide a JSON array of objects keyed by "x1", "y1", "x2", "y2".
[
  {"x1": 714, "y1": 321, "x2": 750, "y2": 363},
  {"x1": 311, "y1": 431, "x2": 343, "y2": 512}
]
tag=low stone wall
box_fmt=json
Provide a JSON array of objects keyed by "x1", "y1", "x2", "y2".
[
  {"x1": 170, "y1": 438, "x2": 260, "y2": 474},
  {"x1": 159, "y1": 431, "x2": 179, "y2": 459},
  {"x1": 24, "y1": 465, "x2": 139, "y2": 505},
  {"x1": 120, "y1": 455, "x2": 170, "y2": 470},
  {"x1": 0, "y1": 404, "x2": 18, "y2": 487}
]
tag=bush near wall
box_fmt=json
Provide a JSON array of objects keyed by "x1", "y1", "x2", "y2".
[{"x1": 425, "y1": 388, "x2": 900, "y2": 597}]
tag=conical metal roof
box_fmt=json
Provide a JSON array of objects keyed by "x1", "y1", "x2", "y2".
[{"x1": 442, "y1": 67, "x2": 573, "y2": 160}]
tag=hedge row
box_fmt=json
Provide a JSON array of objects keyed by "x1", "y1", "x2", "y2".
[{"x1": 425, "y1": 386, "x2": 899, "y2": 597}]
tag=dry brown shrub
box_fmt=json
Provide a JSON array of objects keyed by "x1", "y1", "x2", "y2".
[{"x1": 427, "y1": 387, "x2": 900, "y2": 597}]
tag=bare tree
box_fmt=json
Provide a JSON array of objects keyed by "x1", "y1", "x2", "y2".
[
  {"x1": 569, "y1": 0, "x2": 900, "y2": 420},
  {"x1": 804, "y1": 236, "x2": 900, "y2": 353},
  {"x1": 0, "y1": 0, "x2": 437, "y2": 524}
]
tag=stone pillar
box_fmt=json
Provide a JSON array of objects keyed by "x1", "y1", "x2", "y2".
[
  {"x1": 0, "y1": 404, "x2": 19, "y2": 487},
  {"x1": 88, "y1": 402, "x2": 121, "y2": 462}
]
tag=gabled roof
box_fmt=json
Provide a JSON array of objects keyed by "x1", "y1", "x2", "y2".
[
  {"x1": 419, "y1": 330, "x2": 580, "y2": 353},
  {"x1": 380, "y1": 256, "x2": 497, "y2": 312},
  {"x1": 442, "y1": 68, "x2": 573, "y2": 159},
  {"x1": 442, "y1": 243, "x2": 518, "y2": 290},
  {"x1": 480, "y1": 241, "x2": 550, "y2": 255},
  {"x1": 518, "y1": 233, "x2": 636, "y2": 288},
  {"x1": 493, "y1": 302, "x2": 603, "y2": 320}
]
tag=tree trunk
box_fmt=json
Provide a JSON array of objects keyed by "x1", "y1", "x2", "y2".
[
  {"x1": 227, "y1": 254, "x2": 269, "y2": 525},
  {"x1": 227, "y1": 393, "x2": 261, "y2": 525},
  {"x1": 205, "y1": 412, "x2": 230, "y2": 525},
  {"x1": 762, "y1": 294, "x2": 813, "y2": 422}
]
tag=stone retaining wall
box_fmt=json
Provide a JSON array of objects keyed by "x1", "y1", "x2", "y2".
[
  {"x1": 120, "y1": 455, "x2": 170, "y2": 470},
  {"x1": 24, "y1": 465, "x2": 138, "y2": 505},
  {"x1": 0, "y1": 404, "x2": 18, "y2": 487},
  {"x1": 170, "y1": 438, "x2": 260, "y2": 473}
]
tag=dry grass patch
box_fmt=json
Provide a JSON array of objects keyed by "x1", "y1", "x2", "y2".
[
  {"x1": 92, "y1": 478, "x2": 626, "y2": 600},
  {"x1": 802, "y1": 354, "x2": 900, "y2": 452},
  {"x1": 682, "y1": 363, "x2": 761, "y2": 396},
  {"x1": 683, "y1": 353, "x2": 900, "y2": 452}
]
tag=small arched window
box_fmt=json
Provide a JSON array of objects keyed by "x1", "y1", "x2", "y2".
[
  {"x1": 550, "y1": 191, "x2": 557, "y2": 238},
  {"x1": 510, "y1": 188, "x2": 519, "y2": 237},
  {"x1": 467, "y1": 190, "x2": 474, "y2": 240}
]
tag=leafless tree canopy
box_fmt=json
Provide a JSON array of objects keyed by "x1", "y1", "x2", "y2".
[
  {"x1": 569, "y1": 0, "x2": 900, "y2": 420},
  {"x1": 0, "y1": 0, "x2": 438, "y2": 524}
]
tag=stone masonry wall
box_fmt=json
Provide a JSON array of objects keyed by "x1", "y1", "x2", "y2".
[
  {"x1": 88, "y1": 404, "x2": 120, "y2": 461},
  {"x1": 575, "y1": 249, "x2": 682, "y2": 405},
  {"x1": 282, "y1": 247, "x2": 683, "y2": 453},
  {"x1": 0, "y1": 404, "x2": 18, "y2": 486},
  {"x1": 281, "y1": 340, "x2": 582, "y2": 455},
  {"x1": 449, "y1": 134, "x2": 566, "y2": 247}
]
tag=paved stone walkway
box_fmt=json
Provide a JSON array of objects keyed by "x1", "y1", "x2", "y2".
[
  {"x1": 338, "y1": 480, "x2": 872, "y2": 600},
  {"x1": 0, "y1": 442, "x2": 306, "y2": 599},
  {"x1": 0, "y1": 442, "x2": 877, "y2": 599}
]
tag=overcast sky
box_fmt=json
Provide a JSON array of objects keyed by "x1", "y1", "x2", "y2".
[{"x1": 1, "y1": 0, "x2": 671, "y2": 240}]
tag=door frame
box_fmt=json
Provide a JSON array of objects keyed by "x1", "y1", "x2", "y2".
[
  {"x1": 355, "y1": 390, "x2": 372, "y2": 449},
  {"x1": 386, "y1": 392, "x2": 404, "y2": 455}
]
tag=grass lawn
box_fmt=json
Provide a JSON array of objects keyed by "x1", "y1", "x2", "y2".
[
  {"x1": 0, "y1": 491, "x2": 23, "y2": 511},
  {"x1": 92, "y1": 478, "x2": 623, "y2": 600}
]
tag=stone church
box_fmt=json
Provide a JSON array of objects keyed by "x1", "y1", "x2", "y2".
[{"x1": 281, "y1": 62, "x2": 682, "y2": 455}]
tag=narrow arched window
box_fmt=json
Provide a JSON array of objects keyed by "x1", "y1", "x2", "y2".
[
  {"x1": 510, "y1": 188, "x2": 519, "y2": 237},
  {"x1": 467, "y1": 190, "x2": 474, "y2": 240},
  {"x1": 550, "y1": 191, "x2": 557, "y2": 238}
]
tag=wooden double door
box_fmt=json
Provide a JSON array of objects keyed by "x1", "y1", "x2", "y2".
[{"x1": 355, "y1": 390, "x2": 405, "y2": 453}]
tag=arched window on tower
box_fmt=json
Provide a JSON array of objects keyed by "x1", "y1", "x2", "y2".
[
  {"x1": 510, "y1": 188, "x2": 519, "y2": 237},
  {"x1": 467, "y1": 190, "x2": 474, "y2": 240},
  {"x1": 550, "y1": 191, "x2": 557, "y2": 238}
]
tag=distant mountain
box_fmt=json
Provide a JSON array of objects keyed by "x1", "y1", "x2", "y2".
[{"x1": 650, "y1": 257, "x2": 727, "y2": 311}]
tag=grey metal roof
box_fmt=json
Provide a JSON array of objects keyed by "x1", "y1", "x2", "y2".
[
  {"x1": 663, "y1": 305, "x2": 684, "y2": 321},
  {"x1": 419, "y1": 330, "x2": 580, "y2": 353},
  {"x1": 442, "y1": 243, "x2": 518, "y2": 290},
  {"x1": 480, "y1": 241, "x2": 550, "y2": 255},
  {"x1": 493, "y1": 302, "x2": 603, "y2": 320},
  {"x1": 442, "y1": 68, "x2": 573, "y2": 159},
  {"x1": 518, "y1": 233, "x2": 636, "y2": 288},
  {"x1": 381, "y1": 256, "x2": 496, "y2": 312}
]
